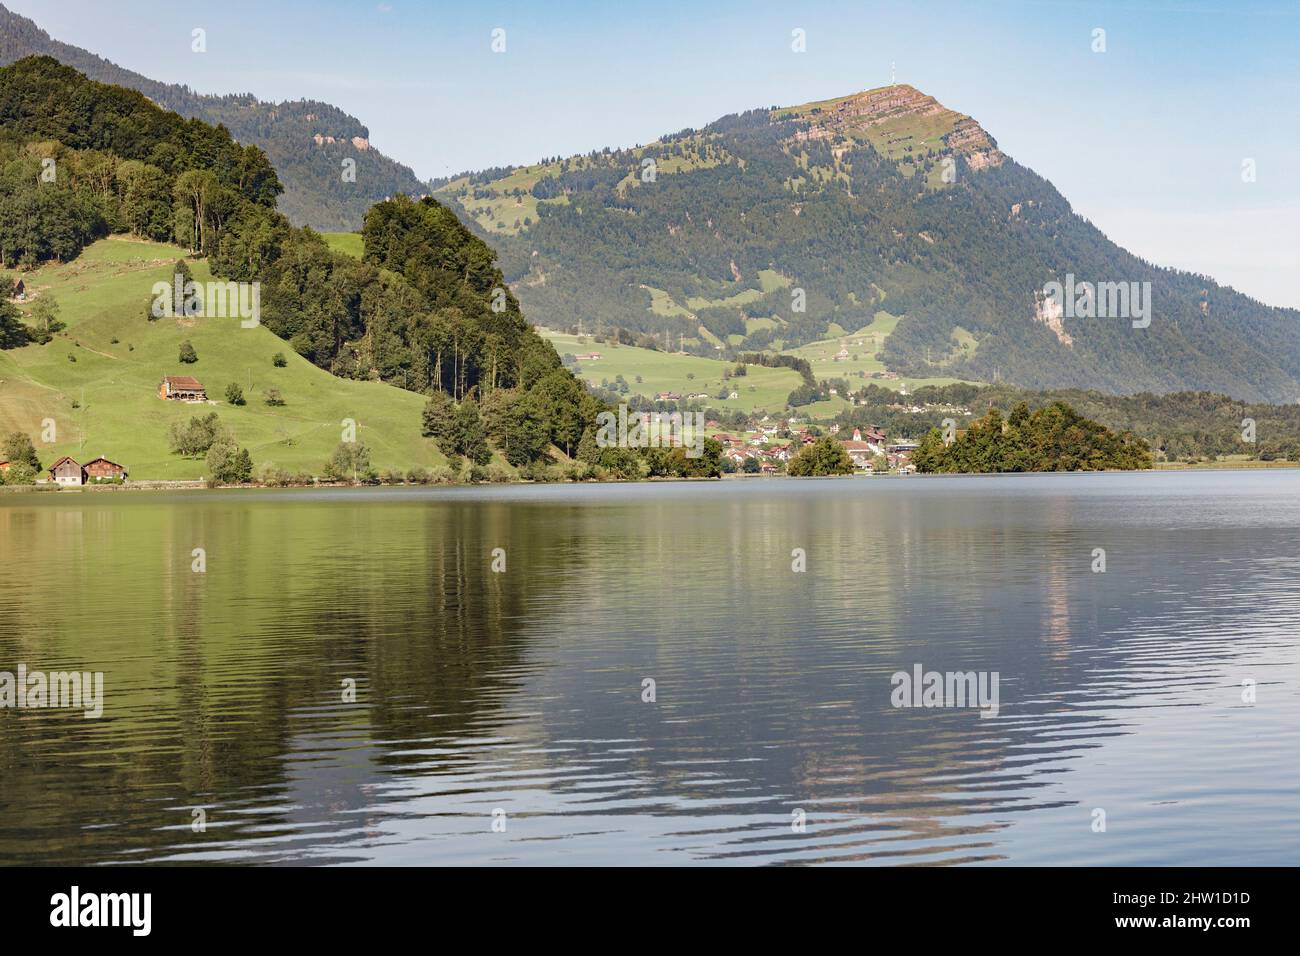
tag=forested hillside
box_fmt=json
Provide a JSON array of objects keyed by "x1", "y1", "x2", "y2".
[
  {"x1": 0, "y1": 2, "x2": 428, "y2": 230},
  {"x1": 0, "y1": 56, "x2": 607, "y2": 476},
  {"x1": 439, "y1": 85, "x2": 1300, "y2": 403}
]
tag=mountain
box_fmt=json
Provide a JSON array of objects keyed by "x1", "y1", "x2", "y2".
[
  {"x1": 0, "y1": 2, "x2": 428, "y2": 231},
  {"x1": 435, "y1": 85, "x2": 1300, "y2": 403}
]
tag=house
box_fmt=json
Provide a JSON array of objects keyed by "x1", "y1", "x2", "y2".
[
  {"x1": 575, "y1": 352, "x2": 602, "y2": 361},
  {"x1": 839, "y1": 440, "x2": 877, "y2": 469},
  {"x1": 83, "y1": 457, "x2": 127, "y2": 482},
  {"x1": 0, "y1": 461, "x2": 10, "y2": 474},
  {"x1": 160, "y1": 375, "x2": 206, "y2": 402},
  {"x1": 9, "y1": 278, "x2": 25, "y2": 300},
  {"x1": 655, "y1": 392, "x2": 682, "y2": 402},
  {"x1": 49, "y1": 457, "x2": 84, "y2": 486}
]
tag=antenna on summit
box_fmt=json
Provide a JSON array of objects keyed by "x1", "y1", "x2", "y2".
[{"x1": 890, "y1": 61, "x2": 896, "y2": 86}]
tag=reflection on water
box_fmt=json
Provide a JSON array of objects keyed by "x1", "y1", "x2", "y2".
[{"x1": 1, "y1": 471, "x2": 1298, "y2": 865}]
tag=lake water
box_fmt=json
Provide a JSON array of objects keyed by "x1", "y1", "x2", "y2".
[{"x1": 1, "y1": 470, "x2": 1298, "y2": 866}]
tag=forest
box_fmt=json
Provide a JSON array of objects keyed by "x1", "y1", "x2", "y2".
[{"x1": 0, "y1": 4, "x2": 427, "y2": 230}]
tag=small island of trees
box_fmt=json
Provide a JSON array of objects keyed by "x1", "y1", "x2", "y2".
[{"x1": 911, "y1": 402, "x2": 1152, "y2": 473}]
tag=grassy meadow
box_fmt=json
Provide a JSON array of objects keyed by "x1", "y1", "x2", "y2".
[
  {"x1": 0, "y1": 237, "x2": 446, "y2": 479},
  {"x1": 540, "y1": 330, "x2": 803, "y2": 414}
]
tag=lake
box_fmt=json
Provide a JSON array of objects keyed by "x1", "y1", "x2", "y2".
[{"x1": 1, "y1": 470, "x2": 1298, "y2": 866}]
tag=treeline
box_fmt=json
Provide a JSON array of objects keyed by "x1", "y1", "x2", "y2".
[
  {"x1": 0, "y1": 56, "x2": 281, "y2": 268},
  {"x1": 835, "y1": 382, "x2": 1300, "y2": 463},
  {"x1": 911, "y1": 402, "x2": 1153, "y2": 473},
  {"x1": 738, "y1": 352, "x2": 815, "y2": 387}
]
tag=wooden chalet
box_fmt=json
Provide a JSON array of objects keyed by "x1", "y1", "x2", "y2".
[
  {"x1": 83, "y1": 457, "x2": 128, "y2": 482},
  {"x1": 160, "y1": 375, "x2": 206, "y2": 402}
]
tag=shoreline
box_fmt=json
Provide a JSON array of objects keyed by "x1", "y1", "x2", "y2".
[{"x1": 4, "y1": 459, "x2": 1299, "y2": 495}]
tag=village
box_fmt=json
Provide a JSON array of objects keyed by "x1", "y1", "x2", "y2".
[{"x1": 709, "y1": 417, "x2": 919, "y2": 475}]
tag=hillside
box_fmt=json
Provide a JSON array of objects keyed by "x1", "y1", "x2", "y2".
[
  {"x1": 0, "y1": 238, "x2": 445, "y2": 477},
  {"x1": 438, "y1": 84, "x2": 1300, "y2": 403},
  {"x1": 0, "y1": 2, "x2": 428, "y2": 231},
  {"x1": 0, "y1": 57, "x2": 602, "y2": 479}
]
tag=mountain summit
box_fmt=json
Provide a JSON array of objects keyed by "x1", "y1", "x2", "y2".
[{"x1": 778, "y1": 84, "x2": 1003, "y2": 171}]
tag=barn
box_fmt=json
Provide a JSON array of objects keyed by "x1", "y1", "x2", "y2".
[
  {"x1": 83, "y1": 457, "x2": 128, "y2": 482},
  {"x1": 48, "y1": 457, "x2": 84, "y2": 486}
]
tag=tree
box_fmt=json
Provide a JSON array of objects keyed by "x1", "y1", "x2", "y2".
[
  {"x1": 576, "y1": 427, "x2": 599, "y2": 464},
  {"x1": 452, "y1": 401, "x2": 492, "y2": 464},
  {"x1": 28, "y1": 296, "x2": 63, "y2": 343},
  {"x1": 171, "y1": 259, "x2": 194, "y2": 315},
  {"x1": 169, "y1": 413, "x2": 224, "y2": 457},
  {"x1": 325, "y1": 440, "x2": 374, "y2": 483},
  {"x1": 910, "y1": 428, "x2": 948, "y2": 473},
  {"x1": 178, "y1": 340, "x2": 197, "y2": 363},
  {"x1": 530, "y1": 369, "x2": 592, "y2": 456},
  {"x1": 2, "y1": 431, "x2": 42, "y2": 471},
  {"x1": 787, "y1": 436, "x2": 855, "y2": 476},
  {"x1": 117, "y1": 160, "x2": 172, "y2": 240},
  {"x1": 206, "y1": 439, "x2": 252, "y2": 483},
  {"x1": 420, "y1": 390, "x2": 456, "y2": 447},
  {"x1": 224, "y1": 383, "x2": 245, "y2": 405},
  {"x1": 0, "y1": 298, "x2": 29, "y2": 349},
  {"x1": 263, "y1": 388, "x2": 284, "y2": 406},
  {"x1": 1, "y1": 461, "x2": 37, "y2": 485},
  {"x1": 272, "y1": 352, "x2": 287, "y2": 367},
  {"x1": 173, "y1": 170, "x2": 219, "y2": 254}
]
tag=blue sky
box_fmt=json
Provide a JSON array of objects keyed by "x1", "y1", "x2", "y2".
[{"x1": 11, "y1": 0, "x2": 1300, "y2": 307}]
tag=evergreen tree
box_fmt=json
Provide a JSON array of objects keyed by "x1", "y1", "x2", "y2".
[
  {"x1": 420, "y1": 390, "x2": 456, "y2": 446},
  {"x1": 452, "y1": 401, "x2": 491, "y2": 464}
]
